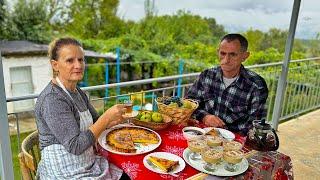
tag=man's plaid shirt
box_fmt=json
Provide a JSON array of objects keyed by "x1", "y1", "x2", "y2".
[{"x1": 186, "y1": 65, "x2": 268, "y2": 135}]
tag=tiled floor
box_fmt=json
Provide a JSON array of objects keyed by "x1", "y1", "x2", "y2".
[{"x1": 277, "y1": 109, "x2": 320, "y2": 180}]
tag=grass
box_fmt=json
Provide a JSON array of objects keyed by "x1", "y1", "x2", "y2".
[{"x1": 10, "y1": 132, "x2": 31, "y2": 180}]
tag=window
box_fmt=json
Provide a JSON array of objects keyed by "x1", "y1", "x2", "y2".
[{"x1": 10, "y1": 66, "x2": 34, "y2": 112}]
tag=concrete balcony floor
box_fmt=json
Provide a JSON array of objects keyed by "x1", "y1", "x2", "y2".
[{"x1": 278, "y1": 109, "x2": 320, "y2": 179}]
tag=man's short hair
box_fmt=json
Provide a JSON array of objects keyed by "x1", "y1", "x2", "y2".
[{"x1": 220, "y1": 33, "x2": 248, "y2": 52}]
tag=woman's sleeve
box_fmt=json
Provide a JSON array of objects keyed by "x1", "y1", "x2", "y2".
[
  {"x1": 88, "y1": 102, "x2": 100, "y2": 123},
  {"x1": 41, "y1": 93, "x2": 95, "y2": 155},
  {"x1": 78, "y1": 88, "x2": 100, "y2": 123}
]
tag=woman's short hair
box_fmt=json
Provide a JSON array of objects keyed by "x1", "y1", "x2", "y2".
[{"x1": 48, "y1": 37, "x2": 82, "y2": 61}]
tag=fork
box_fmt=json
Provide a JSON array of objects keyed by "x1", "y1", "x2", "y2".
[{"x1": 146, "y1": 159, "x2": 179, "y2": 177}]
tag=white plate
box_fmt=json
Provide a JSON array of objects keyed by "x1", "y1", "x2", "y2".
[
  {"x1": 98, "y1": 125, "x2": 161, "y2": 155},
  {"x1": 123, "y1": 110, "x2": 139, "y2": 118},
  {"x1": 183, "y1": 148, "x2": 248, "y2": 177},
  {"x1": 143, "y1": 152, "x2": 186, "y2": 174},
  {"x1": 203, "y1": 127, "x2": 235, "y2": 140},
  {"x1": 182, "y1": 126, "x2": 206, "y2": 140}
]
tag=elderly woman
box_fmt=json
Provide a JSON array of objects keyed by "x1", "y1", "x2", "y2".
[{"x1": 35, "y1": 37, "x2": 130, "y2": 179}]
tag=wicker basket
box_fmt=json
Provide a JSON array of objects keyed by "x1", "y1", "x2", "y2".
[
  {"x1": 131, "y1": 111, "x2": 172, "y2": 131},
  {"x1": 155, "y1": 97, "x2": 199, "y2": 125}
]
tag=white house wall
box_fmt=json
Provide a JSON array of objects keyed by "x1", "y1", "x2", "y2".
[{"x1": 3, "y1": 56, "x2": 52, "y2": 113}]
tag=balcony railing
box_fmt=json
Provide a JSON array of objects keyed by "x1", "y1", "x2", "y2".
[{"x1": 5, "y1": 57, "x2": 320, "y2": 135}]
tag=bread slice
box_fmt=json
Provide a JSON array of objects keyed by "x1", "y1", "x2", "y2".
[{"x1": 148, "y1": 156, "x2": 179, "y2": 172}]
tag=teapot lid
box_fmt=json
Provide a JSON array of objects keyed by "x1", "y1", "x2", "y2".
[{"x1": 253, "y1": 119, "x2": 272, "y2": 130}]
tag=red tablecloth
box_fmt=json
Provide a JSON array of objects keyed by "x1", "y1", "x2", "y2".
[{"x1": 98, "y1": 124, "x2": 293, "y2": 180}]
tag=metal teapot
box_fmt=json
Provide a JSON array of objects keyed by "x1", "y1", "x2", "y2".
[{"x1": 245, "y1": 119, "x2": 279, "y2": 151}]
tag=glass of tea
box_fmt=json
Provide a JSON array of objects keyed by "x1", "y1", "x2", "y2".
[{"x1": 123, "y1": 100, "x2": 133, "y2": 115}]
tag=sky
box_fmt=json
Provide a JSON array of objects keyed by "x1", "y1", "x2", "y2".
[{"x1": 118, "y1": 0, "x2": 320, "y2": 39}]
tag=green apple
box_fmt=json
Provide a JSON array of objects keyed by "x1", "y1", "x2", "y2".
[
  {"x1": 136, "y1": 112, "x2": 142, "y2": 119},
  {"x1": 182, "y1": 101, "x2": 192, "y2": 109},
  {"x1": 168, "y1": 102, "x2": 178, "y2": 108},
  {"x1": 140, "y1": 114, "x2": 151, "y2": 122},
  {"x1": 151, "y1": 112, "x2": 163, "y2": 123},
  {"x1": 140, "y1": 111, "x2": 151, "y2": 117}
]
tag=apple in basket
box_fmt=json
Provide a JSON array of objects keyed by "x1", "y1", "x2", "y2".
[
  {"x1": 140, "y1": 112, "x2": 152, "y2": 122},
  {"x1": 168, "y1": 102, "x2": 179, "y2": 108},
  {"x1": 151, "y1": 112, "x2": 163, "y2": 123},
  {"x1": 182, "y1": 101, "x2": 193, "y2": 109}
]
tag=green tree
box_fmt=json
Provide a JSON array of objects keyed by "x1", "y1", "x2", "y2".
[
  {"x1": 0, "y1": 0, "x2": 4, "y2": 13},
  {"x1": 131, "y1": 10, "x2": 214, "y2": 57},
  {"x1": 10, "y1": 0, "x2": 51, "y2": 42},
  {"x1": 261, "y1": 28, "x2": 288, "y2": 52},
  {"x1": 244, "y1": 29, "x2": 265, "y2": 51},
  {"x1": 45, "y1": 0, "x2": 72, "y2": 34},
  {"x1": 175, "y1": 42, "x2": 217, "y2": 66},
  {"x1": 305, "y1": 35, "x2": 320, "y2": 57},
  {"x1": 0, "y1": 0, "x2": 5, "y2": 27},
  {"x1": 65, "y1": 0, "x2": 127, "y2": 39},
  {"x1": 170, "y1": 11, "x2": 213, "y2": 45},
  {"x1": 204, "y1": 17, "x2": 227, "y2": 43},
  {"x1": 0, "y1": 0, "x2": 16, "y2": 39},
  {"x1": 120, "y1": 34, "x2": 147, "y2": 50},
  {"x1": 0, "y1": 0, "x2": 8, "y2": 38},
  {"x1": 144, "y1": 0, "x2": 156, "y2": 18},
  {"x1": 245, "y1": 48, "x2": 283, "y2": 65}
]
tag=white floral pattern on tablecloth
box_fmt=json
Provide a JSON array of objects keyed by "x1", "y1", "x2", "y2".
[
  {"x1": 166, "y1": 131, "x2": 185, "y2": 141},
  {"x1": 160, "y1": 172, "x2": 188, "y2": 180},
  {"x1": 161, "y1": 145, "x2": 185, "y2": 157},
  {"x1": 120, "y1": 161, "x2": 142, "y2": 179}
]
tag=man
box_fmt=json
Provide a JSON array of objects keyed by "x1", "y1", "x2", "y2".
[{"x1": 186, "y1": 33, "x2": 268, "y2": 135}]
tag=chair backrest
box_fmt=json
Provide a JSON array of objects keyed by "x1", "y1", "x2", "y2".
[{"x1": 18, "y1": 131, "x2": 40, "y2": 180}]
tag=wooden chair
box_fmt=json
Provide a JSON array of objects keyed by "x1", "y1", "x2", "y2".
[{"x1": 18, "y1": 131, "x2": 40, "y2": 180}]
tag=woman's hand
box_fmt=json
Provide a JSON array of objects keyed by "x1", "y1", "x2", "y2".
[
  {"x1": 101, "y1": 104, "x2": 126, "y2": 128},
  {"x1": 203, "y1": 115, "x2": 225, "y2": 127},
  {"x1": 89, "y1": 104, "x2": 126, "y2": 139}
]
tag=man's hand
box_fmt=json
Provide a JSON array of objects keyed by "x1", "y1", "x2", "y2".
[{"x1": 203, "y1": 115, "x2": 225, "y2": 127}]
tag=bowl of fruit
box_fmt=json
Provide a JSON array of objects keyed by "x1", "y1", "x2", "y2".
[
  {"x1": 131, "y1": 110, "x2": 173, "y2": 131},
  {"x1": 155, "y1": 96, "x2": 198, "y2": 125}
]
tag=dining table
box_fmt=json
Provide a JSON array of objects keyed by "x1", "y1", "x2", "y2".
[{"x1": 97, "y1": 121, "x2": 293, "y2": 180}]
